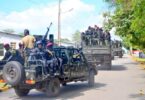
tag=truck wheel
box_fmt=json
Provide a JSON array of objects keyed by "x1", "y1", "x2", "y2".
[
  {"x1": 119, "y1": 55, "x2": 122, "y2": 58},
  {"x1": 88, "y1": 70, "x2": 95, "y2": 87},
  {"x1": 14, "y1": 87, "x2": 30, "y2": 97},
  {"x1": 3, "y1": 61, "x2": 25, "y2": 86},
  {"x1": 112, "y1": 56, "x2": 114, "y2": 60},
  {"x1": 45, "y1": 78, "x2": 60, "y2": 97},
  {"x1": 106, "y1": 63, "x2": 112, "y2": 70}
]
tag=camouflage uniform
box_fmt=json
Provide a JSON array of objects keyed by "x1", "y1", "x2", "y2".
[{"x1": 105, "y1": 32, "x2": 111, "y2": 46}]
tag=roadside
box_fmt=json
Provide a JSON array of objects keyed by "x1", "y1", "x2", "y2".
[
  {"x1": 0, "y1": 74, "x2": 11, "y2": 92},
  {"x1": 1, "y1": 54, "x2": 145, "y2": 100},
  {"x1": 131, "y1": 55, "x2": 145, "y2": 69},
  {"x1": 0, "y1": 82, "x2": 11, "y2": 92},
  {"x1": 0, "y1": 55, "x2": 11, "y2": 92}
]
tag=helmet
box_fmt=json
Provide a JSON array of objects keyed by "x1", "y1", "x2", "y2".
[{"x1": 36, "y1": 41, "x2": 42, "y2": 45}]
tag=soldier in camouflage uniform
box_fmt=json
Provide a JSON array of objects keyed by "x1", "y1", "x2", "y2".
[
  {"x1": 81, "y1": 32, "x2": 86, "y2": 46},
  {"x1": 98, "y1": 28, "x2": 104, "y2": 46},
  {"x1": 105, "y1": 31, "x2": 111, "y2": 46}
]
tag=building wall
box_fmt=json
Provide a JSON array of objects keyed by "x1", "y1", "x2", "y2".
[{"x1": 0, "y1": 32, "x2": 22, "y2": 56}]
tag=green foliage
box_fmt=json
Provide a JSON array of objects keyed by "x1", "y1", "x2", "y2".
[
  {"x1": 18, "y1": 32, "x2": 24, "y2": 36},
  {"x1": 104, "y1": 0, "x2": 145, "y2": 52},
  {"x1": 54, "y1": 38, "x2": 70, "y2": 43},
  {"x1": 2, "y1": 29, "x2": 15, "y2": 33},
  {"x1": 72, "y1": 30, "x2": 81, "y2": 43}
]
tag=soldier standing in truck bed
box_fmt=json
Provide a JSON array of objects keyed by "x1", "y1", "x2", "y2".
[
  {"x1": 21, "y1": 29, "x2": 36, "y2": 49},
  {"x1": 81, "y1": 32, "x2": 85, "y2": 46},
  {"x1": 85, "y1": 30, "x2": 90, "y2": 46},
  {"x1": 105, "y1": 31, "x2": 111, "y2": 46},
  {"x1": 87, "y1": 26, "x2": 92, "y2": 46},
  {"x1": 92, "y1": 25, "x2": 99, "y2": 45},
  {"x1": 98, "y1": 28, "x2": 103, "y2": 46}
]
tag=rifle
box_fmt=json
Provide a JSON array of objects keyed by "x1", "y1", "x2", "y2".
[{"x1": 42, "y1": 22, "x2": 53, "y2": 48}]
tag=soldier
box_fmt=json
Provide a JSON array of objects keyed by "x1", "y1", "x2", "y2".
[
  {"x1": 46, "y1": 41, "x2": 53, "y2": 53},
  {"x1": 72, "y1": 49, "x2": 81, "y2": 63},
  {"x1": 81, "y1": 32, "x2": 86, "y2": 46},
  {"x1": 21, "y1": 29, "x2": 35, "y2": 49},
  {"x1": 105, "y1": 31, "x2": 111, "y2": 46},
  {"x1": 92, "y1": 25, "x2": 99, "y2": 45},
  {"x1": 34, "y1": 41, "x2": 44, "y2": 52},
  {"x1": 98, "y1": 28, "x2": 103, "y2": 46},
  {"x1": 90, "y1": 27, "x2": 95, "y2": 46},
  {"x1": 102, "y1": 32, "x2": 106, "y2": 46},
  {"x1": 2, "y1": 44, "x2": 11, "y2": 61},
  {"x1": 87, "y1": 26, "x2": 94, "y2": 46},
  {"x1": 85, "y1": 30, "x2": 90, "y2": 46},
  {"x1": 21, "y1": 29, "x2": 35, "y2": 65},
  {"x1": 18, "y1": 42, "x2": 24, "y2": 58}
]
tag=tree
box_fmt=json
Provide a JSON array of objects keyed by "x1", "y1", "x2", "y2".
[
  {"x1": 104, "y1": 0, "x2": 145, "y2": 52},
  {"x1": 18, "y1": 32, "x2": 24, "y2": 36},
  {"x1": 2, "y1": 29, "x2": 15, "y2": 33},
  {"x1": 54, "y1": 38, "x2": 71, "y2": 43},
  {"x1": 72, "y1": 30, "x2": 81, "y2": 43}
]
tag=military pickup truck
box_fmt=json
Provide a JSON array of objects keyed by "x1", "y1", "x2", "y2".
[
  {"x1": 0, "y1": 24, "x2": 97, "y2": 97},
  {"x1": 0, "y1": 46, "x2": 97, "y2": 97}
]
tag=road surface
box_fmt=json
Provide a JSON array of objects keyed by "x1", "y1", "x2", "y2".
[{"x1": 0, "y1": 55, "x2": 145, "y2": 100}]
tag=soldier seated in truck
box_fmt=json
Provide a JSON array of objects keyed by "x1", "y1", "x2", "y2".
[
  {"x1": 2, "y1": 44, "x2": 12, "y2": 61},
  {"x1": 72, "y1": 50, "x2": 81, "y2": 63}
]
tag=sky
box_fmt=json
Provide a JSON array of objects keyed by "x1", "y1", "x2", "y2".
[{"x1": 0, "y1": 0, "x2": 120, "y2": 40}]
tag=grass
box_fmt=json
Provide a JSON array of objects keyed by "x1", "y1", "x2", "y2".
[
  {"x1": 0, "y1": 83, "x2": 5, "y2": 88},
  {"x1": 131, "y1": 55, "x2": 145, "y2": 69}
]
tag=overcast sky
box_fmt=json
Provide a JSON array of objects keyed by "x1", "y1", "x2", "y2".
[{"x1": 0, "y1": 0, "x2": 112, "y2": 40}]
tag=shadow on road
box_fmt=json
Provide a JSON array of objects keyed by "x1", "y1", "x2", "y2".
[
  {"x1": 129, "y1": 93, "x2": 145, "y2": 100},
  {"x1": 123, "y1": 62, "x2": 138, "y2": 65},
  {"x1": 111, "y1": 65, "x2": 127, "y2": 71},
  {"x1": 15, "y1": 82, "x2": 106, "y2": 100},
  {"x1": 114, "y1": 56, "x2": 128, "y2": 60}
]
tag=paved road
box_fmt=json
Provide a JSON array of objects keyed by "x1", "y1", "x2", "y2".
[{"x1": 1, "y1": 55, "x2": 145, "y2": 100}]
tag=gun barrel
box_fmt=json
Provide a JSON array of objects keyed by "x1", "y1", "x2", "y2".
[{"x1": 42, "y1": 22, "x2": 53, "y2": 47}]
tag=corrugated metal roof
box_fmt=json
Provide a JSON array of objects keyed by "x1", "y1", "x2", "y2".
[{"x1": 0, "y1": 31, "x2": 23, "y2": 37}]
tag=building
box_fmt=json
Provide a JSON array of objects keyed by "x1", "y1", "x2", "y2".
[{"x1": 0, "y1": 31, "x2": 22, "y2": 58}]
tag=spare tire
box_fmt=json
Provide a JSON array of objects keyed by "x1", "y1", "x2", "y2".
[
  {"x1": 88, "y1": 70, "x2": 95, "y2": 87},
  {"x1": 3, "y1": 61, "x2": 25, "y2": 86}
]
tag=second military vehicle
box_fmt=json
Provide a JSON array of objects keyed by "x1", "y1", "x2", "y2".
[
  {"x1": 81, "y1": 26, "x2": 112, "y2": 70},
  {"x1": 112, "y1": 40, "x2": 123, "y2": 58}
]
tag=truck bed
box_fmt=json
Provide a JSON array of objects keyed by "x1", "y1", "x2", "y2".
[
  {"x1": 82, "y1": 46, "x2": 112, "y2": 70},
  {"x1": 83, "y1": 46, "x2": 111, "y2": 55}
]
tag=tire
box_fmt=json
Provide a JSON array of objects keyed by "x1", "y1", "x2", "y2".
[
  {"x1": 107, "y1": 63, "x2": 112, "y2": 70},
  {"x1": 14, "y1": 87, "x2": 30, "y2": 97},
  {"x1": 45, "y1": 78, "x2": 60, "y2": 97},
  {"x1": 119, "y1": 56, "x2": 122, "y2": 58},
  {"x1": 88, "y1": 70, "x2": 95, "y2": 87},
  {"x1": 119, "y1": 52, "x2": 123, "y2": 58},
  {"x1": 3, "y1": 61, "x2": 25, "y2": 86},
  {"x1": 112, "y1": 56, "x2": 114, "y2": 60},
  {"x1": 119, "y1": 54, "x2": 123, "y2": 58}
]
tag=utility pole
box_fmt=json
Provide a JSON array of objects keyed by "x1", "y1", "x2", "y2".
[
  {"x1": 58, "y1": 0, "x2": 61, "y2": 46},
  {"x1": 57, "y1": 0, "x2": 73, "y2": 46}
]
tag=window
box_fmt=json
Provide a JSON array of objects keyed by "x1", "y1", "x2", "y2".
[
  {"x1": 0, "y1": 43, "x2": 4, "y2": 56},
  {"x1": 10, "y1": 42, "x2": 16, "y2": 49}
]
